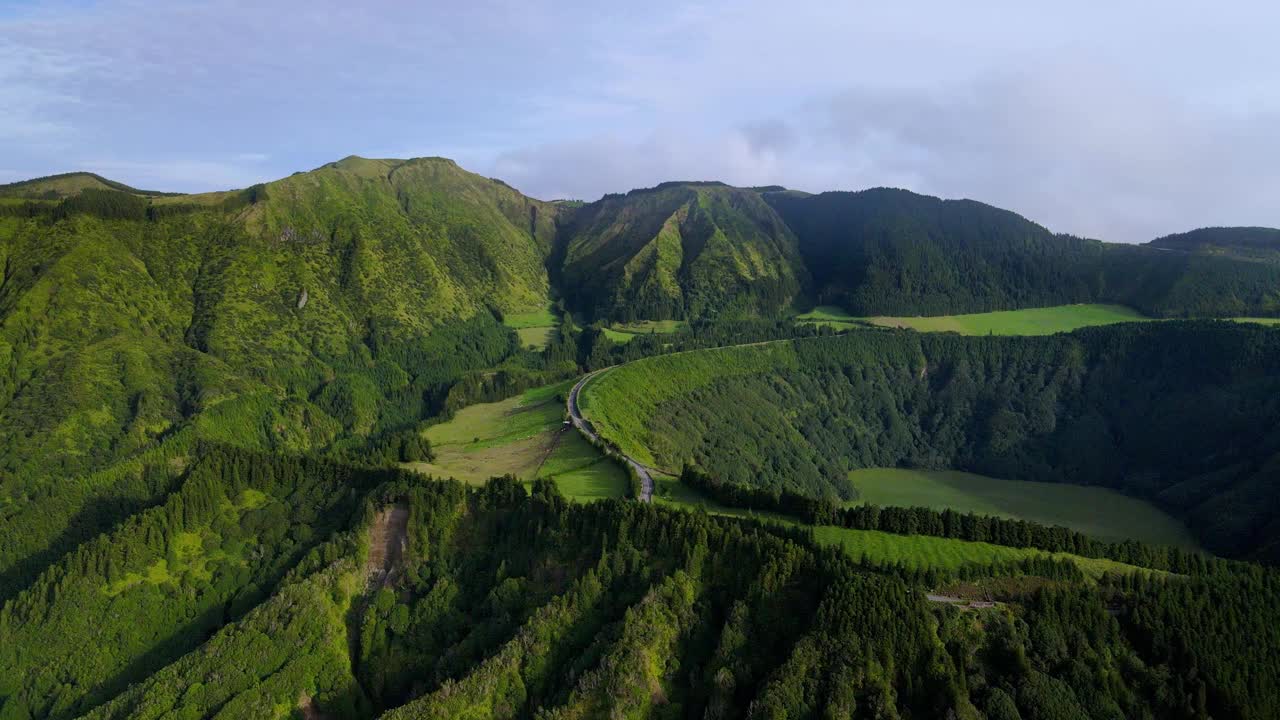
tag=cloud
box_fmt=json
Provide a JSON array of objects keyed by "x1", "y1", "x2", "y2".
[
  {"x1": 2, "y1": 1, "x2": 1278, "y2": 241},
  {"x1": 805, "y1": 62, "x2": 1280, "y2": 241}
]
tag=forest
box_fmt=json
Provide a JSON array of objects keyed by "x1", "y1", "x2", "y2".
[
  {"x1": 2, "y1": 447, "x2": 1278, "y2": 719},
  {"x1": 766, "y1": 188, "x2": 1280, "y2": 318},
  {"x1": 583, "y1": 321, "x2": 1280, "y2": 564},
  {"x1": 3, "y1": 158, "x2": 1280, "y2": 718}
]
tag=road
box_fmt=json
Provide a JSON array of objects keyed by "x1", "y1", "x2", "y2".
[{"x1": 567, "y1": 368, "x2": 654, "y2": 502}]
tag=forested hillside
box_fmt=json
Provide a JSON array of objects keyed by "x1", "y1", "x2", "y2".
[
  {"x1": 0, "y1": 156, "x2": 573, "y2": 601},
  {"x1": 1148, "y1": 226, "x2": 1280, "y2": 263},
  {"x1": 582, "y1": 322, "x2": 1280, "y2": 563},
  {"x1": 767, "y1": 188, "x2": 1280, "y2": 317},
  {"x1": 557, "y1": 182, "x2": 809, "y2": 322},
  {"x1": 3, "y1": 447, "x2": 1278, "y2": 719}
]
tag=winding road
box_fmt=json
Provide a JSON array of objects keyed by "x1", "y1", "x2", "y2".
[{"x1": 567, "y1": 369, "x2": 655, "y2": 502}]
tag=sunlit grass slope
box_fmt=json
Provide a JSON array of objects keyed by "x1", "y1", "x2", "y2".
[{"x1": 850, "y1": 468, "x2": 1198, "y2": 549}]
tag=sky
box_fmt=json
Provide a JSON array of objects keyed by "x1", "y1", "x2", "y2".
[{"x1": 2, "y1": 0, "x2": 1278, "y2": 242}]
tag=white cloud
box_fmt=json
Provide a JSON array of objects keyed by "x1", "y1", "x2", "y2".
[{"x1": 1, "y1": 0, "x2": 1278, "y2": 240}]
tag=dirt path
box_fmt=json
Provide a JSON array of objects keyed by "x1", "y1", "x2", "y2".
[
  {"x1": 567, "y1": 369, "x2": 654, "y2": 502},
  {"x1": 366, "y1": 505, "x2": 409, "y2": 586}
]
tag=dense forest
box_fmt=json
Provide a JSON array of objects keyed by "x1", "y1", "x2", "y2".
[
  {"x1": 766, "y1": 188, "x2": 1280, "y2": 317},
  {"x1": 584, "y1": 321, "x2": 1280, "y2": 563},
  {"x1": 2, "y1": 447, "x2": 1279, "y2": 719},
  {"x1": 1148, "y1": 226, "x2": 1280, "y2": 263}
]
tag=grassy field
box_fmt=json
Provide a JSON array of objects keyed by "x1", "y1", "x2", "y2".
[
  {"x1": 601, "y1": 327, "x2": 639, "y2": 344},
  {"x1": 503, "y1": 306, "x2": 558, "y2": 349},
  {"x1": 864, "y1": 304, "x2": 1149, "y2": 335},
  {"x1": 849, "y1": 468, "x2": 1198, "y2": 548},
  {"x1": 406, "y1": 379, "x2": 626, "y2": 501},
  {"x1": 601, "y1": 319, "x2": 688, "y2": 344},
  {"x1": 795, "y1": 305, "x2": 866, "y2": 329},
  {"x1": 1233, "y1": 317, "x2": 1280, "y2": 326},
  {"x1": 651, "y1": 475, "x2": 1161, "y2": 577},
  {"x1": 516, "y1": 326, "x2": 556, "y2": 348},
  {"x1": 797, "y1": 303, "x2": 1151, "y2": 335},
  {"x1": 809, "y1": 526, "x2": 1159, "y2": 578}
]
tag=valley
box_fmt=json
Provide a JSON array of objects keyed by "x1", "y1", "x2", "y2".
[{"x1": 2, "y1": 158, "x2": 1280, "y2": 719}]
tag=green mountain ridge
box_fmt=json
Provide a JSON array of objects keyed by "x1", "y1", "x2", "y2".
[
  {"x1": 0, "y1": 171, "x2": 181, "y2": 199},
  {"x1": 558, "y1": 181, "x2": 810, "y2": 322},
  {"x1": 767, "y1": 187, "x2": 1280, "y2": 317},
  {"x1": 0, "y1": 154, "x2": 560, "y2": 489}
]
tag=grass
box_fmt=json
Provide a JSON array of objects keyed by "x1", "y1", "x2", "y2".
[
  {"x1": 612, "y1": 319, "x2": 687, "y2": 334},
  {"x1": 504, "y1": 306, "x2": 558, "y2": 349},
  {"x1": 651, "y1": 475, "x2": 1162, "y2": 578},
  {"x1": 849, "y1": 468, "x2": 1199, "y2": 549},
  {"x1": 809, "y1": 526, "x2": 1158, "y2": 578},
  {"x1": 503, "y1": 306, "x2": 558, "y2": 329},
  {"x1": 797, "y1": 303, "x2": 1152, "y2": 335},
  {"x1": 579, "y1": 342, "x2": 801, "y2": 467},
  {"x1": 601, "y1": 319, "x2": 688, "y2": 345},
  {"x1": 863, "y1": 304, "x2": 1149, "y2": 335},
  {"x1": 1232, "y1": 317, "x2": 1280, "y2": 326},
  {"x1": 602, "y1": 327, "x2": 638, "y2": 344},
  {"x1": 517, "y1": 326, "x2": 556, "y2": 349},
  {"x1": 795, "y1": 305, "x2": 865, "y2": 329},
  {"x1": 406, "y1": 379, "x2": 627, "y2": 501}
]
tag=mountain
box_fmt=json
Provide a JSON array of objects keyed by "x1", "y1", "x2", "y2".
[
  {"x1": 0, "y1": 156, "x2": 573, "y2": 597},
  {"x1": 1149, "y1": 226, "x2": 1280, "y2": 262},
  {"x1": 767, "y1": 188, "x2": 1280, "y2": 317},
  {"x1": 0, "y1": 171, "x2": 179, "y2": 199},
  {"x1": 557, "y1": 182, "x2": 809, "y2": 322},
  {"x1": 0, "y1": 156, "x2": 558, "y2": 477}
]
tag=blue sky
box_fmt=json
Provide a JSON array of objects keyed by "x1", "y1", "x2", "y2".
[{"x1": 2, "y1": 0, "x2": 1278, "y2": 242}]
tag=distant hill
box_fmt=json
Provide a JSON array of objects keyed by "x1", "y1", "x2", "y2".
[
  {"x1": 0, "y1": 171, "x2": 180, "y2": 199},
  {"x1": 767, "y1": 188, "x2": 1280, "y2": 317},
  {"x1": 1149, "y1": 226, "x2": 1280, "y2": 262},
  {"x1": 558, "y1": 182, "x2": 809, "y2": 322}
]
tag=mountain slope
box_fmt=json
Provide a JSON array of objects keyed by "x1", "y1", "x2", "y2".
[
  {"x1": 1149, "y1": 226, "x2": 1280, "y2": 262},
  {"x1": 558, "y1": 182, "x2": 808, "y2": 321},
  {"x1": 768, "y1": 188, "x2": 1280, "y2": 317},
  {"x1": 582, "y1": 321, "x2": 1280, "y2": 563},
  {"x1": 0, "y1": 171, "x2": 178, "y2": 199},
  {"x1": 0, "y1": 157, "x2": 565, "y2": 597}
]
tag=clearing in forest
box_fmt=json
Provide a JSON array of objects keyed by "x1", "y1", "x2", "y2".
[
  {"x1": 503, "y1": 305, "x2": 559, "y2": 349},
  {"x1": 403, "y1": 380, "x2": 627, "y2": 500},
  {"x1": 798, "y1": 303, "x2": 1150, "y2": 335},
  {"x1": 647, "y1": 475, "x2": 1163, "y2": 578},
  {"x1": 850, "y1": 467, "x2": 1198, "y2": 549}
]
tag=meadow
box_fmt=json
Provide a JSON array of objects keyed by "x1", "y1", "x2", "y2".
[
  {"x1": 602, "y1": 319, "x2": 688, "y2": 344},
  {"x1": 406, "y1": 379, "x2": 626, "y2": 500},
  {"x1": 651, "y1": 474, "x2": 1160, "y2": 577},
  {"x1": 798, "y1": 303, "x2": 1150, "y2": 335},
  {"x1": 503, "y1": 305, "x2": 559, "y2": 349},
  {"x1": 849, "y1": 468, "x2": 1198, "y2": 549}
]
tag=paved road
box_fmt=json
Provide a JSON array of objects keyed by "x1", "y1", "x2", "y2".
[{"x1": 567, "y1": 368, "x2": 654, "y2": 502}]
